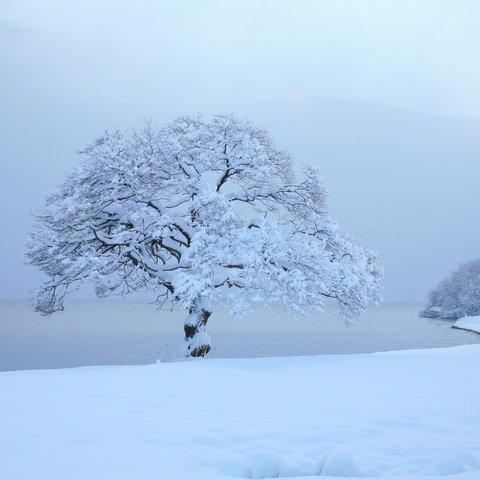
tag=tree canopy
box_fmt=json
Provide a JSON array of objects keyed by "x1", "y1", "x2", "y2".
[
  {"x1": 421, "y1": 259, "x2": 480, "y2": 320},
  {"x1": 27, "y1": 114, "x2": 382, "y2": 356}
]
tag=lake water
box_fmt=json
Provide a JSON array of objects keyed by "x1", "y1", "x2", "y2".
[{"x1": 1, "y1": 299, "x2": 479, "y2": 371}]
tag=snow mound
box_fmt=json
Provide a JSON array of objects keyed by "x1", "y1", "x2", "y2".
[
  {"x1": 453, "y1": 316, "x2": 480, "y2": 334},
  {"x1": 244, "y1": 450, "x2": 284, "y2": 478},
  {"x1": 218, "y1": 449, "x2": 363, "y2": 478},
  {"x1": 2, "y1": 345, "x2": 480, "y2": 480},
  {"x1": 318, "y1": 450, "x2": 363, "y2": 477}
]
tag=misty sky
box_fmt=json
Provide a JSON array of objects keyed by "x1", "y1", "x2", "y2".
[{"x1": 1, "y1": 0, "x2": 479, "y2": 303}]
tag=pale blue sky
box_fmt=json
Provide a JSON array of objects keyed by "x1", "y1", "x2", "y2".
[{"x1": 2, "y1": 0, "x2": 480, "y2": 118}]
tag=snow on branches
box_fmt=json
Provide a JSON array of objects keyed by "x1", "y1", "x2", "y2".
[
  {"x1": 27, "y1": 114, "x2": 382, "y2": 357},
  {"x1": 420, "y1": 259, "x2": 480, "y2": 320}
]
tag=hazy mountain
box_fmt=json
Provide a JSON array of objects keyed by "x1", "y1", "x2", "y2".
[{"x1": 242, "y1": 97, "x2": 480, "y2": 302}]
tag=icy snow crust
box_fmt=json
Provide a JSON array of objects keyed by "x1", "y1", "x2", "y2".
[
  {"x1": 2, "y1": 346, "x2": 480, "y2": 479},
  {"x1": 453, "y1": 316, "x2": 480, "y2": 334}
]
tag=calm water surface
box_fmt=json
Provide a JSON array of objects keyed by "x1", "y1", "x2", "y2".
[{"x1": 1, "y1": 299, "x2": 478, "y2": 371}]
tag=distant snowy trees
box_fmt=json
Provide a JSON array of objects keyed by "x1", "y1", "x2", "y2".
[
  {"x1": 420, "y1": 259, "x2": 480, "y2": 319},
  {"x1": 27, "y1": 114, "x2": 382, "y2": 357}
]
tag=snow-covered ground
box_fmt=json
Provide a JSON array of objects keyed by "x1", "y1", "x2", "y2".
[
  {"x1": 1, "y1": 345, "x2": 480, "y2": 480},
  {"x1": 453, "y1": 316, "x2": 480, "y2": 334},
  {"x1": 2, "y1": 300, "x2": 480, "y2": 478},
  {"x1": 1, "y1": 300, "x2": 480, "y2": 371}
]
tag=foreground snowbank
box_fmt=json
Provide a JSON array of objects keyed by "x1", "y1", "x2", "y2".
[
  {"x1": 1, "y1": 346, "x2": 480, "y2": 480},
  {"x1": 453, "y1": 316, "x2": 480, "y2": 334}
]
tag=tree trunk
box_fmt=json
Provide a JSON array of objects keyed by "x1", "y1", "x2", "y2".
[{"x1": 176, "y1": 301, "x2": 212, "y2": 358}]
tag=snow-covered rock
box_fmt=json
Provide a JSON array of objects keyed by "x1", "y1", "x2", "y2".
[
  {"x1": 453, "y1": 316, "x2": 480, "y2": 334},
  {"x1": 1, "y1": 346, "x2": 480, "y2": 480}
]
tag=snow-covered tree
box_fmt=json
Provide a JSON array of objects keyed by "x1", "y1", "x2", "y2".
[
  {"x1": 27, "y1": 114, "x2": 382, "y2": 358},
  {"x1": 420, "y1": 259, "x2": 480, "y2": 320}
]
